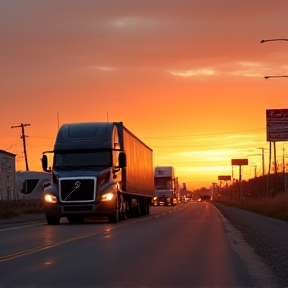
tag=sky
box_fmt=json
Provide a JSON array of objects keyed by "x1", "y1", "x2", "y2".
[{"x1": 1, "y1": 0, "x2": 288, "y2": 190}]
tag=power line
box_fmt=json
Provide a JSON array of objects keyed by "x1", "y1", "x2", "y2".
[
  {"x1": 28, "y1": 136, "x2": 55, "y2": 139},
  {"x1": 142, "y1": 128, "x2": 265, "y2": 140}
]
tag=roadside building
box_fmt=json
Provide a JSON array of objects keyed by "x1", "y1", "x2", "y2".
[{"x1": 0, "y1": 150, "x2": 16, "y2": 200}]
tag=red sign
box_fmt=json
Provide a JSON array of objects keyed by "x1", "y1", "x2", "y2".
[
  {"x1": 231, "y1": 159, "x2": 248, "y2": 166},
  {"x1": 218, "y1": 175, "x2": 231, "y2": 181}
]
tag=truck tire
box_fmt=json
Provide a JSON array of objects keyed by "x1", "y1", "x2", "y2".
[
  {"x1": 119, "y1": 206, "x2": 127, "y2": 220},
  {"x1": 134, "y1": 198, "x2": 142, "y2": 217},
  {"x1": 46, "y1": 216, "x2": 60, "y2": 225},
  {"x1": 119, "y1": 195, "x2": 127, "y2": 220},
  {"x1": 140, "y1": 199, "x2": 150, "y2": 216},
  {"x1": 108, "y1": 210, "x2": 119, "y2": 223},
  {"x1": 108, "y1": 199, "x2": 119, "y2": 223},
  {"x1": 146, "y1": 201, "x2": 150, "y2": 215}
]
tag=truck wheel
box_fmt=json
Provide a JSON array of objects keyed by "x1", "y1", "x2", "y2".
[
  {"x1": 119, "y1": 195, "x2": 127, "y2": 220},
  {"x1": 140, "y1": 199, "x2": 150, "y2": 215},
  {"x1": 46, "y1": 216, "x2": 60, "y2": 225},
  {"x1": 108, "y1": 211, "x2": 119, "y2": 223},
  {"x1": 119, "y1": 206, "x2": 127, "y2": 220},
  {"x1": 146, "y1": 202, "x2": 150, "y2": 215},
  {"x1": 67, "y1": 216, "x2": 84, "y2": 223},
  {"x1": 108, "y1": 199, "x2": 119, "y2": 223},
  {"x1": 135, "y1": 199, "x2": 141, "y2": 217}
]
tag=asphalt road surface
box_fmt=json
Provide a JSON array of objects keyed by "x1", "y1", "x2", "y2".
[{"x1": 0, "y1": 202, "x2": 278, "y2": 288}]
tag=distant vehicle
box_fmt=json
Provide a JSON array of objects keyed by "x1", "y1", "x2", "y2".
[
  {"x1": 184, "y1": 195, "x2": 192, "y2": 202},
  {"x1": 41, "y1": 122, "x2": 154, "y2": 225},
  {"x1": 153, "y1": 166, "x2": 178, "y2": 206},
  {"x1": 200, "y1": 195, "x2": 211, "y2": 202},
  {"x1": 16, "y1": 171, "x2": 51, "y2": 200}
]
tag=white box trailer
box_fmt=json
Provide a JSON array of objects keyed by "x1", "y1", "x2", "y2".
[{"x1": 153, "y1": 166, "x2": 177, "y2": 205}]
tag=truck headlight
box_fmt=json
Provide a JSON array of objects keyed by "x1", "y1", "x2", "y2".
[
  {"x1": 44, "y1": 194, "x2": 57, "y2": 203},
  {"x1": 101, "y1": 193, "x2": 114, "y2": 201}
]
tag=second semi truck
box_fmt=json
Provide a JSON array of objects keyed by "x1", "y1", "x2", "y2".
[
  {"x1": 41, "y1": 122, "x2": 154, "y2": 225},
  {"x1": 153, "y1": 166, "x2": 178, "y2": 206}
]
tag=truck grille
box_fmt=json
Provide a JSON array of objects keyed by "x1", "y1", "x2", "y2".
[{"x1": 59, "y1": 177, "x2": 96, "y2": 203}]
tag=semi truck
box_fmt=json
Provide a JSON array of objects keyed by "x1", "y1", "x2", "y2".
[
  {"x1": 41, "y1": 122, "x2": 154, "y2": 225},
  {"x1": 152, "y1": 166, "x2": 178, "y2": 206}
]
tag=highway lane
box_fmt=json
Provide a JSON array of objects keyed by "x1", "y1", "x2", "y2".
[{"x1": 0, "y1": 202, "x2": 277, "y2": 287}]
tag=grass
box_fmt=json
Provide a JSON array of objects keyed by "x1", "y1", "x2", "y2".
[
  {"x1": 217, "y1": 193, "x2": 288, "y2": 222},
  {"x1": 0, "y1": 200, "x2": 43, "y2": 219},
  {"x1": 0, "y1": 210, "x2": 19, "y2": 219}
]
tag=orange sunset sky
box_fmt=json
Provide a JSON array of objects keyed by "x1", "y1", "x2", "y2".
[{"x1": 1, "y1": 0, "x2": 288, "y2": 190}]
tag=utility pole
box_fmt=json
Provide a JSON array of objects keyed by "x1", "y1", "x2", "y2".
[
  {"x1": 257, "y1": 148, "x2": 265, "y2": 176},
  {"x1": 11, "y1": 123, "x2": 31, "y2": 171},
  {"x1": 283, "y1": 147, "x2": 286, "y2": 192},
  {"x1": 251, "y1": 165, "x2": 257, "y2": 178}
]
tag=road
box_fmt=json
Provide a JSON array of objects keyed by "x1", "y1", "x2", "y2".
[{"x1": 0, "y1": 202, "x2": 278, "y2": 288}]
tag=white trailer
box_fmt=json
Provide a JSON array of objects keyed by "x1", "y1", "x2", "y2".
[
  {"x1": 153, "y1": 166, "x2": 177, "y2": 205},
  {"x1": 16, "y1": 171, "x2": 51, "y2": 200}
]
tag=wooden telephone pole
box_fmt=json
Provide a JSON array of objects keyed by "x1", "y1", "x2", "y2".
[{"x1": 11, "y1": 123, "x2": 31, "y2": 171}]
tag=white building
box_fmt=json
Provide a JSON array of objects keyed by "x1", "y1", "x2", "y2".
[{"x1": 0, "y1": 150, "x2": 16, "y2": 200}]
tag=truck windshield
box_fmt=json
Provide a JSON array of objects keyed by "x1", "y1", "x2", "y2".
[
  {"x1": 154, "y1": 178, "x2": 172, "y2": 190},
  {"x1": 54, "y1": 151, "x2": 110, "y2": 168}
]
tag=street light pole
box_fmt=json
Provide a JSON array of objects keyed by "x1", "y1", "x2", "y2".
[
  {"x1": 261, "y1": 38, "x2": 288, "y2": 43},
  {"x1": 261, "y1": 38, "x2": 288, "y2": 79},
  {"x1": 257, "y1": 148, "x2": 265, "y2": 176},
  {"x1": 261, "y1": 37, "x2": 288, "y2": 195},
  {"x1": 265, "y1": 75, "x2": 288, "y2": 79}
]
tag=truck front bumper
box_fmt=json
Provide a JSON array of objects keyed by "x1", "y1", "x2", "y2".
[{"x1": 43, "y1": 200, "x2": 116, "y2": 218}]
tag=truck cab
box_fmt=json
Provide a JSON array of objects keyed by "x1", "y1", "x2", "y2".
[{"x1": 41, "y1": 122, "x2": 154, "y2": 225}]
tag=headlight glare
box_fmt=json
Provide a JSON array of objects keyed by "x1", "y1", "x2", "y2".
[
  {"x1": 101, "y1": 193, "x2": 114, "y2": 201},
  {"x1": 44, "y1": 194, "x2": 57, "y2": 203}
]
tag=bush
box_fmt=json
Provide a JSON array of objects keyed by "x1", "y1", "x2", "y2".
[{"x1": 215, "y1": 193, "x2": 288, "y2": 222}]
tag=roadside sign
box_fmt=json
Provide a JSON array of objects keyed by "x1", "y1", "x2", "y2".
[{"x1": 266, "y1": 109, "x2": 288, "y2": 142}]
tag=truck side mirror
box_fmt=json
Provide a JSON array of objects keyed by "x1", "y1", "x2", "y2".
[
  {"x1": 42, "y1": 155, "x2": 51, "y2": 172},
  {"x1": 118, "y1": 152, "x2": 126, "y2": 168},
  {"x1": 113, "y1": 152, "x2": 126, "y2": 177}
]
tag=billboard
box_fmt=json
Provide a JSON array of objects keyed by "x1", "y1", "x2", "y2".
[
  {"x1": 218, "y1": 175, "x2": 231, "y2": 181},
  {"x1": 231, "y1": 159, "x2": 248, "y2": 166},
  {"x1": 266, "y1": 109, "x2": 288, "y2": 142}
]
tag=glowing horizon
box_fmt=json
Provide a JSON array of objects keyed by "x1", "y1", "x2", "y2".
[{"x1": 1, "y1": 0, "x2": 288, "y2": 189}]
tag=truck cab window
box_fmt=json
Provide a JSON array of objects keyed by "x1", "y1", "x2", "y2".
[{"x1": 54, "y1": 151, "x2": 110, "y2": 167}]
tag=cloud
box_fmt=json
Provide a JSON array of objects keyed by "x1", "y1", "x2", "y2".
[
  {"x1": 110, "y1": 17, "x2": 155, "y2": 29},
  {"x1": 169, "y1": 68, "x2": 217, "y2": 77},
  {"x1": 167, "y1": 60, "x2": 284, "y2": 78},
  {"x1": 95, "y1": 66, "x2": 115, "y2": 72}
]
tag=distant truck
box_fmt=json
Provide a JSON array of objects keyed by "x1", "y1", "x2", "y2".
[
  {"x1": 152, "y1": 166, "x2": 178, "y2": 206},
  {"x1": 41, "y1": 122, "x2": 154, "y2": 225}
]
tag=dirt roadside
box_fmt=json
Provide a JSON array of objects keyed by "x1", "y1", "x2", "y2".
[{"x1": 0, "y1": 212, "x2": 46, "y2": 226}]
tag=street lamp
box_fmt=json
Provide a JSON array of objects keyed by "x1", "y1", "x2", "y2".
[
  {"x1": 261, "y1": 38, "x2": 288, "y2": 79},
  {"x1": 261, "y1": 38, "x2": 288, "y2": 43},
  {"x1": 264, "y1": 75, "x2": 288, "y2": 79},
  {"x1": 261, "y1": 38, "x2": 287, "y2": 196}
]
